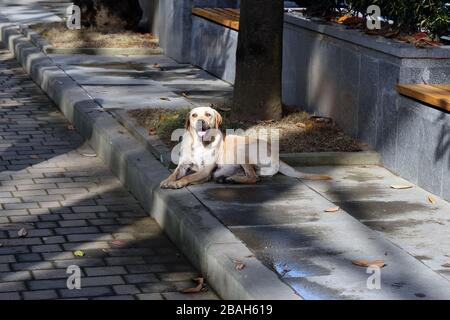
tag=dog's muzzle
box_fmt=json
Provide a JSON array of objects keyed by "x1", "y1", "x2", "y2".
[{"x1": 195, "y1": 120, "x2": 210, "y2": 140}]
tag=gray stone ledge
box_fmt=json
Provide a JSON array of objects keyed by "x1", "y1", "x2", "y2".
[{"x1": 284, "y1": 13, "x2": 450, "y2": 59}]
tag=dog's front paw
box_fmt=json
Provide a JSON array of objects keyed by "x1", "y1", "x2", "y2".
[
  {"x1": 160, "y1": 179, "x2": 174, "y2": 189},
  {"x1": 161, "y1": 180, "x2": 186, "y2": 189}
]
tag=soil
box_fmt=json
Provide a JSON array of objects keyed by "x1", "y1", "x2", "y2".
[
  {"x1": 128, "y1": 106, "x2": 366, "y2": 153},
  {"x1": 31, "y1": 22, "x2": 158, "y2": 49}
]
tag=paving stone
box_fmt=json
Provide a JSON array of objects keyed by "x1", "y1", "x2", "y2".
[
  {"x1": 0, "y1": 41, "x2": 212, "y2": 300},
  {"x1": 22, "y1": 290, "x2": 58, "y2": 300}
]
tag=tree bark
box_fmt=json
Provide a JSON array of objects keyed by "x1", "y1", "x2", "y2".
[
  {"x1": 73, "y1": 0, "x2": 143, "y2": 30},
  {"x1": 232, "y1": 0, "x2": 284, "y2": 121}
]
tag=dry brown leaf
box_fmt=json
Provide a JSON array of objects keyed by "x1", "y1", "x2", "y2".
[
  {"x1": 390, "y1": 185, "x2": 413, "y2": 190},
  {"x1": 160, "y1": 97, "x2": 171, "y2": 101},
  {"x1": 234, "y1": 260, "x2": 246, "y2": 271},
  {"x1": 80, "y1": 152, "x2": 97, "y2": 158},
  {"x1": 30, "y1": 155, "x2": 40, "y2": 159},
  {"x1": 18, "y1": 228, "x2": 28, "y2": 238},
  {"x1": 148, "y1": 128, "x2": 157, "y2": 136},
  {"x1": 352, "y1": 259, "x2": 386, "y2": 268},
  {"x1": 152, "y1": 63, "x2": 161, "y2": 69},
  {"x1": 428, "y1": 195, "x2": 436, "y2": 205},
  {"x1": 218, "y1": 106, "x2": 231, "y2": 112},
  {"x1": 442, "y1": 263, "x2": 450, "y2": 268},
  {"x1": 181, "y1": 92, "x2": 188, "y2": 97},
  {"x1": 182, "y1": 277, "x2": 205, "y2": 293},
  {"x1": 67, "y1": 124, "x2": 75, "y2": 131},
  {"x1": 325, "y1": 207, "x2": 340, "y2": 213},
  {"x1": 111, "y1": 240, "x2": 126, "y2": 248}
]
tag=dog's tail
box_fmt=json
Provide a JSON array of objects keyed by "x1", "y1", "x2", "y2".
[{"x1": 279, "y1": 161, "x2": 332, "y2": 181}]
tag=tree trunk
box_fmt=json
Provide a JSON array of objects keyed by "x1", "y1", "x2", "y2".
[
  {"x1": 232, "y1": 0, "x2": 284, "y2": 121},
  {"x1": 73, "y1": 0, "x2": 143, "y2": 31}
]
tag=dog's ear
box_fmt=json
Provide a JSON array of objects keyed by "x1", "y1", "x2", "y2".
[
  {"x1": 184, "y1": 112, "x2": 190, "y2": 130},
  {"x1": 214, "y1": 110, "x2": 223, "y2": 129}
]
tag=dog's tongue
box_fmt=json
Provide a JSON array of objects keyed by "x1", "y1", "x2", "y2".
[{"x1": 198, "y1": 131, "x2": 207, "y2": 140}]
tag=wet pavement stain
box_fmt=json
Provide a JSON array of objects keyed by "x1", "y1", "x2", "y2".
[
  {"x1": 363, "y1": 219, "x2": 435, "y2": 234},
  {"x1": 336, "y1": 201, "x2": 434, "y2": 221},
  {"x1": 230, "y1": 225, "x2": 325, "y2": 251},
  {"x1": 284, "y1": 277, "x2": 349, "y2": 300},
  {"x1": 324, "y1": 185, "x2": 391, "y2": 201},
  {"x1": 200, "y1": 185, "x2": 310, "y2": 204},
  {"x1": 343, "y1": 173, "x2": 383, "y2": 182},
  {"x1": 201, "y1": 204, "x2": 321, "y2": 227}
]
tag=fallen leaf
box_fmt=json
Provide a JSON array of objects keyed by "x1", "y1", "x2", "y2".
[
  {"x1": 160, "y1": 97, "x2": 171, "y2": 101},
  {"x1": 30, "y1": 155, "x2": 40, "y2": 159},
  {"x1": 352, "y1": 259, "x2": 386, "y2": 268},
  {"x1": 111, "y1": 240, "x2": 126, "y2": 248},
  {"x1": 182, "y1": 277, "x2": 205, "y2": 293},
  {"x1": 80, "y1": 152, "x2": 97, "y2": 158},
  {"x1": 233, "y1": 260, "x2": 246, "y2": 271},
  {"x1": 428, "y1": 195, "x2": 436, "y2": 205},
  {"x1": 296, "y1": 122, "x2": 306, "y2": 128},
  {"x1": 442, "y1": 263, "x2": 450, "y2": 268},
  {"x1": 148, "y1": 128, "x2": 157, "y2": 136},
  {"x1": 18, "y1": 228, "x2": 28, "y2": 238},
  {"x1": 218, "y1": 106, "x2": 232, "y2": 112},
  {"x1": 74, "y1": 250, "x2": 85, "y2": 257},
  {"x1": 152, "y1": 63, "x2": 161, "y2": 69},
  {"x1": 390, "y1": 185, "x2": 413, "y2": 190},
  {"x1": 325, "y1": 207, "x2": 340, "y2": 213},
  {"x1": 67, "y1": 124, "x2": 75, "y2": 131},
  {"x1": 181, "y1": 92, "x2": 188, "y2": 97}
]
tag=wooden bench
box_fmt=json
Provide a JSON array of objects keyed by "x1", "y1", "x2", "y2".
[
  {"x1": 397, "y1": 84, "x2": 450, "y2": 112},
  {"x1": 192, "y1": 7, "x2": 240, "y2": 31}
]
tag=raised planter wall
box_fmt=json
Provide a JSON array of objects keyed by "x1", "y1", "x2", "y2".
[
  {"x1": 283, "y1": 14, "x2": 450, "y2": 201},
  {"x1": 149, "y1": 0, "x2": 239, "y2": 62},
  {"x1": 190, "y1": 12, "x2": 450, "y2": 202}
]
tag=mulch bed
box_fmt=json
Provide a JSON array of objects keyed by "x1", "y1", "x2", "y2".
[
  {"x1": 31, "y1": 22, "x2": 158, "y2": 49},
  {"x1": 128, "y1": 106, "x2": 366, "y2": 153}
]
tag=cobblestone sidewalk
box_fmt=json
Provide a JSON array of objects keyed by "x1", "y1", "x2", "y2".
[{"x1": 0, "y1": 47, "x2": 218, "y2": 300}]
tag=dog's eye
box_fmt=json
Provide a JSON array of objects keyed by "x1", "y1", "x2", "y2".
[
  {"x1": 192, "y1": 113, "x2": 198, "y2": 118},
  {"x1": 205, "y1": 113, "x2": 211, "y2": 117}
]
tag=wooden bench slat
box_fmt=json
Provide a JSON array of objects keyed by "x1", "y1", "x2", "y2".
[
  {"x1": 397, "y1": 84, "x2": 450, "y2": 112},
  {"x1": 192, "y1": 7, "x2": 240, "y2": 30},
  {"x1": 215, "y1": 8, "x2": 241, "y2": 19},
  {"x1": 430, "y1": 84, "x2": 450, "y2": 93},
  {"x1": 208, "y1": 8, "x2": 240, "y2": 21}
]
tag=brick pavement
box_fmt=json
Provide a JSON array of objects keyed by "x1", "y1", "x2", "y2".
[{"x1": 0, "y1": 47, "x2": 218, "y2": 300}]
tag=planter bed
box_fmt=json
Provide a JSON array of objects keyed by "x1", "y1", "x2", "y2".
[
  {"x1": 26, "y1": 22, "x2": 162, "y2": 55},
  {"x1": 118, "y1": 107, "x2": 380, "y2": 167}
]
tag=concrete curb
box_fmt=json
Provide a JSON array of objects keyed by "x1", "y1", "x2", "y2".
[
  {"x1": 20, "y1": 25, "x2": 163, "y2": 56},
  {"x1": 0, "y1": 22, "x2": 301, "y2": 300}
]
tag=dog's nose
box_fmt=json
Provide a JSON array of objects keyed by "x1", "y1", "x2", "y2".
[{"x1": 196, "y1": 120, "x2": 208, "y2": 131}]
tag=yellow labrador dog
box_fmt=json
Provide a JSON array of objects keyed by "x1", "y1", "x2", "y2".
[{"x1": 160, "y1": 107, "x2": 331, "y2": 189}]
